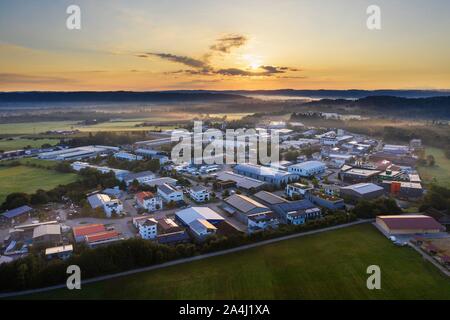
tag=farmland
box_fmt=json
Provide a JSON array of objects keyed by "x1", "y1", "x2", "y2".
[
  {"x1": 27, "y1": 224, "x2": 450, "y2": 300},
  {"x1": 0, "y1": 165, "x2": 78, "y2": 204}
]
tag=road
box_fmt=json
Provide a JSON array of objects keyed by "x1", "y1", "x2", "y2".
[{"x1": 0, "y1": 219, "x2": 371, "y2": 298}]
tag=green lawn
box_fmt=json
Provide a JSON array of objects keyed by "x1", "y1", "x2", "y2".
[
  {"x1": 418, "y1": 147, "x2": 450, "y2": 188},
  {"x1": 0, "y1": 165, "x2": 78, "y2": 204},
  {"x1": 0, "y1": 138, "x2": 59, "y2": 151},
  {"x1": 27, "y1": 224, "x2": 450, "y2": 300}
]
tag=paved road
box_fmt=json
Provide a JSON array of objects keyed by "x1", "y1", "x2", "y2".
[{"x1": 0, "y1": 219, "x2": 371, "y2": 298}]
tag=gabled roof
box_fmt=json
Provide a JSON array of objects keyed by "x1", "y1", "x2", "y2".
[
  {"x1": 85, "y1": 230, "x2": 120, "y2": 243},
  {"x1": 224, "y1": 194, "x2": 269, "y2": 214},
  {"x1": 253, "y1": 191, "x2": 288, "y2": 205},
  {"x1": 341, "y1": 183, "x2": 384, "y2": 195},
  {"x1": 377, "y1": 215, "x2": 445, "y2": 231},
  {"x1": 176, "y1": 207, "x2": 224, "y2": 225},
  {"x1": 33, "y1": 224, "x2": 61, "y2": 238},
  {"x1": 136, "y1": 191, "x2": 156, "y2": 202},
  {"x1": 73, "y1": 224, "x2": 106, "y2": 237},
  {"x1": 124, "y1": 170, "x2": 155, "y2": 181}
]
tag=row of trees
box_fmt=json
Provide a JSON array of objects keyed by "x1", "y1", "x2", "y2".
[{"x1": 0, "y1": 212, "x2": 356, "y2": 293}]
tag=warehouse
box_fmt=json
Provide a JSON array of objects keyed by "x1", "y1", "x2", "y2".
[
  {"x1": 381, "y1": 181, "x2": 424, "y2": 199},
  {"x1": 340, "y1": 183, "x2": 384, "y2": 200},
  {"x1": 234, "y1": 163, "x2": 299, "y2": 186},
  {"x1": 216, "y1": 171, "x2": 266, "y2": 190},
  {"x1": 287, "y1": 161, "x2": 326, "y2": 177},
  {"x1": 375, "y1": 215, "x2": 445, "y2": 235}
]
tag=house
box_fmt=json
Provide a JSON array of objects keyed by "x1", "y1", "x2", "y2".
[
  {"x1": 157, "y1": 183, "x2": 183, "y2": 203},
  {"x1": 133, "y1": 217, "x2": 158, "y2": 239},
  {"x1": 375, "y1": 215, "x2": 445, "y2": 235},
  {"x1": 32, "y1": 224, "x2": 62, "y2": 248},
  {"x1": 189, "y1": 186, "x2": 211, "y2": 203},
  {"x1": 123, "y1": 171, "x2": 156, "y2": 186},
  {"x1": 234, "y1": 163, "x2": 299, "y2": 186},
  {"x1": 45, "y1": 245, "x2": 73, "y2": 260},
  {"x1": 285, "y1": 183, "x2": 313, "y2": 198},
  {"x1": 340, "y1": 183, "x2": 384, "y2": 200},
  {"x1": 306, "y1": 191, "x2": 345, "y2": 211},
  {"x1": 288, "y1": 161, "x2": 326, "y2": 177},
  {"x1": 1, "y1": 205, "x2": 33, "y2": 225},
  {"x1": 72, "y1": 224, "x2": 106, "y2": 242},
  {"x1": 114, "y1": 151, "x2": 143, "y2": 161},
  {"x1": 188, "y1": 219, "x2": 217, "y2": 240},
  {"x1": 272, "y1": 200, "x2": 321, "y2": 225},
  {"x1": 135, "y1": 191, "x2": 163, "y2": 211},
  {"x1": 247, "y1": 211, "x2": 280, "y2": 233}
]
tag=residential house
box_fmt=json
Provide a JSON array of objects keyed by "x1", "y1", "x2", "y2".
[
  {"x1": 135, "y1": 191, "x2": 163, "y2": 211},
  {"x1": 157, "y1": 183, "x2": 183, "y2": 203},
  {"x1": 189, "y1": 186, "x2": 211, "y2": 203}
]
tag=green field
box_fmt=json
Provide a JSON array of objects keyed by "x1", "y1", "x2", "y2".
[
  {"x1": 0, "y1": 165, "x2": 78, "y2": 204},
  {"x1": 0, "y1": 138, "x2": 59, "y2": 151},
  {"x1": 28, "y1": 224, "x2": 450, "y2": 300},
  {"x1": 418, "y1": 147, "x2": 450, "y2": 188}
]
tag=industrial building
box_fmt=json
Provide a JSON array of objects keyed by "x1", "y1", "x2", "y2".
[
  {"x1": 234, "y1": 163, "x2": 299, "y2": 186},
  {"x1": 340, "y1": 183, "x2": 384, "y2": 200},
  {"x1": 376, "y1": 215, "x2": 445, "y2": 235},
  {"x1": 287, "y1": 161, "x2": 326, "y2": 177},
  {"x1": 216, "y1": 171, "x2": 266, "y2": 190},
  {"x1": 39, "y1": 145, "x2": 118, "y2": 160},
  {"x1": 381, "y1": 181, "x2": 424, "y2": 199}
]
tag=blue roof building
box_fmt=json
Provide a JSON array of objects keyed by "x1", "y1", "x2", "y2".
[{"x1": 234, "y1": 163, "x2": 299, "y2": 186}]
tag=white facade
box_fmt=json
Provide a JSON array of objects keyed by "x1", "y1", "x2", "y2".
[
  {"x1": 285, "y1": 183, "x2": 312, "y2": 198},
  {"x1": 288, "y1": 161, "x2": 326, "y2": 177},
  {"x1": 189, "y1": 187, "x2": 210, "y2": 203},
  {"x1": 103, "y1": 199, "x2": 123, "y2": 217},
  {"x1": 71, "y1": 162, "x2": 130, "y2": 180},
  {"x1": 124, "y1": 171, "x2": 156, "y2": 186},
  {"x1": 136, "y1": 192, "x2": 163, "y2": 211},
  {"x1": 135, "y1": 218, "x2": 158, "y2": 240}
]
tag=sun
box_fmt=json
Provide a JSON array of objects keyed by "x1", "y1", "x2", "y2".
[{"x1": 243, "y1": 54, "x2": 262, "y2": 70}]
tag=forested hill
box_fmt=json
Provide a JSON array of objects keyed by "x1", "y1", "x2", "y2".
[
  {"x1": 0, "y1": 91, "x2": 251, "y2": 103},
  {"x1": 304, "y1": 95, "x2": 450, "y2": 118}
]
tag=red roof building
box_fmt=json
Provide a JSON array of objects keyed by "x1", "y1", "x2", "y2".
[
  {"x1": 73, "y1": 224, "x2": 106, "y2": 238},
  {"x1": 376, "y1": 215, "x2": 445, "y2": 235}
]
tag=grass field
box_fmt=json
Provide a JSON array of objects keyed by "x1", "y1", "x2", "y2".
[
  {"x1": 418, "y1": 147, "x2": 450, "y2": 188},
  {"x1": 0, "y1": 138, "x2": 59, "y2": 151},
  {"x1": 27, "y1": 224, "x2": 450, "y2": 300},
  {"x1": 0, "y1": 165, "x2": 78, "y2": 204}
]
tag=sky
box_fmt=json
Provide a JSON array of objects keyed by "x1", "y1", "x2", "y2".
[{"x1": 0, "y1": 0, "x2": 449, "y2": 91}]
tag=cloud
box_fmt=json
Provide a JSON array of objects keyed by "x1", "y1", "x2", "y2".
[
  {"x1": 139, "y1": 52, "x2": 210, "y2": 70},
  {"x1": 137, "y1": 34, "x2": 301, "y2": 78},
  {"x1": 210, "y1": 34, "x2": 247, "y2": 53},
  {"x1": 0, "y1": 73, "x2": 76, "y2": 84}
]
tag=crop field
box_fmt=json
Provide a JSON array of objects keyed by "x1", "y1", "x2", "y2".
[
  {"x1": 0, "y1": 165, "x2": 78, "y2": 204},
  {"x1": 27, "y1": 224, "x2": 450, "y2": 300}
]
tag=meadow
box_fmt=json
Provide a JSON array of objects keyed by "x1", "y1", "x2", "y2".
[
  {"x1": 28, "y1": 224, "x2": 450, "y2": 300},
  {"x1": 0, "y1": 138, "x2": 59, "y2": 151},
  {"x1": 0, "y1": 165, "x2": 78, "y2": 204},
  {"x1": 418, "y1": 147, "x2": 450, "y2": 188}
]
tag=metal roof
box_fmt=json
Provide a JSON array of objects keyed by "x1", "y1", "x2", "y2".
[
  {"x1": 176, "y1": 207, "x2": 224, "y2": 225},
  {"x1": 289, "y1": 161, "x2": 326, "y2": 170},
  {"x1": 224, "y1": 194, "x2": 269, "y2": 214},
  {"x1": 33, "y1": 224, "x2": 61, "y2": 238},
  {"x1": 2, "y1": 205, "x2": 33, "y2": 219},
  {"x1": 341, "y1": 183, "x2": 384, "y2": 195},
  {"x1": 216, "y1": 171, "x2": 266, "y2": 190},
  {"x1": 235, "y1": 163, "x2": 293, "y2": 179},
  {"x1": 253, "y1": 191, "x2": 288, "y2": 205}
]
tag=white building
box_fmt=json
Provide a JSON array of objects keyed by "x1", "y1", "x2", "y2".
[
  {"x1": 123, "y1": 171, "x2": 156, "y2": 186},
  {"x1": 114, "y1": 152, "x2": 143, "y2": 161},
  {"x1": 288, "y1": 161, "x2": 326, "y2": 177},
  {"x1": 157, "y1": 183, "x2": 183, "y2": 203},
  {"x1": 133, "y1": 217, "x2": 158, "y2": 239},
  {"x1": 189, "y1": 186, "x2": 210, "y2": 203},
  {"x1": 135, "y1": 191, "x2": 163, "y2": 211},
  {"x1": 285, "y1": 183, "x2": 313, "y2": 198},
  {"x1": 87, "y1": 193, "x2": 123, "y2": 217}
]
